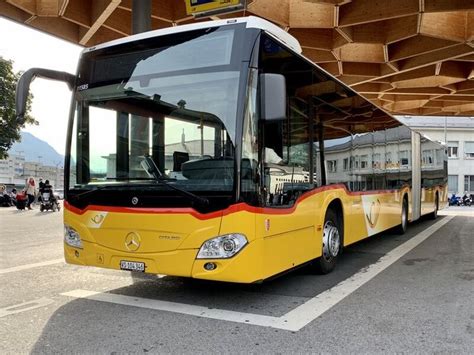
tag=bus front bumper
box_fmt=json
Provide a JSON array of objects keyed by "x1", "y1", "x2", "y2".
[{"x1": 64, "y1": 238, "x2": 263, "y2": 283}]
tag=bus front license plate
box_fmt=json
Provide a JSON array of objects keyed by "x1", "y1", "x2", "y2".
[{"x1": 120, "y1": 260, "x2": 145, "y2": 272}]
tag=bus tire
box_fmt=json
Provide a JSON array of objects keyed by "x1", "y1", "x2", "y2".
[
  {"x1": 429, "y1": 193, "x2": 439, "y2": 220},
  {"x1": 312, "y1": 208, "x2": 341, "y2": 274},
  {"x1": 396, "y1": 197, "x2": 408, "y2": 235}
]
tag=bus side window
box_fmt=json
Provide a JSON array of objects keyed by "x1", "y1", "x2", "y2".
[
  {"x1": 262, "y1": 99, "x2": 314, "y2": 207},
  {"x1": 258, "y1": 35, "x2": 318, "y2": 206}
]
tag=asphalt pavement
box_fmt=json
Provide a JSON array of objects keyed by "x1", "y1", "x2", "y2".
[{"x1": 1, "y1": 203, "x2": 473, "y2": 353}]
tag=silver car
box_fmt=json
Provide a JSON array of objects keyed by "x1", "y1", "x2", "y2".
[{"x1": 53, "y1": 189, "x2": 64, "y2": 200}]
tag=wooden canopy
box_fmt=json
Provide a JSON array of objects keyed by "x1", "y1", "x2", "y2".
[{"x1": 2, "y1": 0, "x2": 474, "y2": 116}]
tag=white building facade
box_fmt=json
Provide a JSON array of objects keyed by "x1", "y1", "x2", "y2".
[
  {"x1": 0, "y1": 154, "x2": 64, "y2": 190},
  {"x1": 0, "y1": 153, "x2": 26, "y2": 186},
  {"x1": 398, "y1": 116, "x2": 474, "y2": 195}
]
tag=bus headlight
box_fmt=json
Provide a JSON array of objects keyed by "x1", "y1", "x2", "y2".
[
  {"x1": 64, "y1": 225, "x2": 83, "y2": 249},
  {"x1": 196, "y1": 234, "x2": 247, "y2": 259}
]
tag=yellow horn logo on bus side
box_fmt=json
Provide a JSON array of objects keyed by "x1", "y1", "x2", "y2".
[
  {"x1": 88, "y1": 212, "x2": 108, "y2": 228},
  {"x1": 366, "y1": 199, "x2": 381, "y2": 228},
  {"x1": 91, "y1": 214, "x2": 105, "y2": 225}
]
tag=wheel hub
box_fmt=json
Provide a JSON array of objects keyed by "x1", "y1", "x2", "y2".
[{"x1": 322, "y1": 221, "x2": 340, "y2": 261}]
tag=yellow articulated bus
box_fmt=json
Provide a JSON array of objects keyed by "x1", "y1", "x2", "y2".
[{"x1": 17, "y1": 17, "x2": 447, "y2": 283}]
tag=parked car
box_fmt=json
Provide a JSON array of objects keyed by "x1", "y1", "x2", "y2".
[{"x1": 53, "y1": 189, "x2": 64, "y2": 200}]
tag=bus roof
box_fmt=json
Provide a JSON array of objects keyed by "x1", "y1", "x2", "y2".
[{"x1": 82, "y1": 16, "x2": 301, "y2": 55}]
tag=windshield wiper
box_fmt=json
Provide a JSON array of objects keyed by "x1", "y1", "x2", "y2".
[
  {"x1": 69, "y1": 181, "x2": 209, "y2": 207},
  {"x1": 152, "y1": 179, "x2": 209, "y2": 207},
  {"x1": 70, "y1": 158, "x2": 209, "y2": 207},
  {"x1": 69, "y1": 183, "x2": 163, "y2": 201},
  {"x1": 140, "y1": 155, "x2": 209, "y2": 207},
  {"x1": 69, "y1": 183, "x2": 151, "y2": 202},
  {"x1": 69, "y1": 184, "x2": 117, "y2": 201}
]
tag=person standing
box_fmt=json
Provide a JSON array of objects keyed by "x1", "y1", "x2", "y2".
[
  {"x1": 25, "y1": 177, "x2": 36, "y2": 210},
  {"x1": 0, "y1": 184, "x2": 6, "y2": 206},
  {"x1": 9, "y1": 188, "x2": 17, "y2": 207},
  {"x1": 38, "y1": 178, "x2": 44, "y2": 203}
]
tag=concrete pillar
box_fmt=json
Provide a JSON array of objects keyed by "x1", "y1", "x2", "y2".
[
  {"x1": 128, "y1": 0, "x2": 153, "y2": 177},
  {"x1": 132, "y1": 0, "x2": 152, "y2": 34}
]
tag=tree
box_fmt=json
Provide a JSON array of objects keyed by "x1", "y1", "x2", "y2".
[{"x1": 0, "y1": 57, "x2": 37, "y2": 159}]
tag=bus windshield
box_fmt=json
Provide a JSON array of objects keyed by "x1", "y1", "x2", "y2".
[{"x1": 67, "y1": 25, "x2": 244, "y2": 203}]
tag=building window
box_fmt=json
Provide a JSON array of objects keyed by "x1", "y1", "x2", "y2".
[
  {"x1": 360, "y1": 155, "x2": 368, "y2": 169},
  {"x1": 435, "y1": 148, "x2": 443, "y2": 165},
  {"x1": 448, "y1": 175, "x2": 458, "y2": 193},
  {"x1": 465, "y1": 175, "x2": 474, "y2": 193},
  {"x1": 343, "y1": 158, "x2": 349, "y2": 171},
  {"x1": 422, "y1": 149, "x2": 433, "y2": 166},
  {"x1": 399, "y1": 150, "x2": 410, "y2": 166},
  {"x1": 372, "y1": 153, "x2": 381, "y2": 169},
  {"x1": 464, "y1": 142, "x2": 474, "y2": 159},
  {"x1": 327, "y1": 160, "x2": 337, "y2": 173},
  {"x1": 447, "y1": 141, "x2": 458, "y2": 158}
]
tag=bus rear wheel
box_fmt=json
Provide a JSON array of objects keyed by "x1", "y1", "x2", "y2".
[
  {"x1": 312, "y1": 209, "x2": 341, "y2": 274},
  {"x1": 429, "y1": 194, "x2": 439, "y2": 220},
  {"x1": 396, "y1": 197, "x2": 408, "y2": 235}
]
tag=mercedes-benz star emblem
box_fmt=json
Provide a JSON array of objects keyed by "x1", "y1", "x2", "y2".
[
  {"x1": 124, "y1": 232, "x2": 141, "y2": 252},
  {"x1": 131, "y1": 196, "x2": 139, "y2": 205}
]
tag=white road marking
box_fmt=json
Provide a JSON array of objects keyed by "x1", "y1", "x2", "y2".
[
  {"x1": 61, "y1": 290, "x2": 281, "y2": 328},
  {"x1": 0, "y1": 298, "x2": 54, "y2": 318},
  {"x1": 0, "y1": 259, "x2": 64, "y2": 275},
  {"x1": 279, "y1": 216, "x2": 454, "y2": 330},
  {"x1": 61, "y1": 216, "x2": 453, "y2": 332}
]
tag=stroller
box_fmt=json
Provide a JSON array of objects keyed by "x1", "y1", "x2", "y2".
[
  {"x1": 40, "y1": 191, "x2": 60, "y2": 212},
  {"x1": 16, "y1": 192, "x2": 27, "y2": 210}
]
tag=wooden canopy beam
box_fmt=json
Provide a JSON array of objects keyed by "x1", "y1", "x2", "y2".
[
  {"x1": 79, "y1": 0, "x2": 121, "y2": 46},
  {"x1": 62, "y1": 0, "x2": 91, "y2": 27},
  {"x1": 388, "y1": 35, "x2": 459, "y2": 62},
  {"x1": 1, "y1": 1, "x2": 33, "y2": 21},
  {"x1": 424, "y1": 0, "x2": 474, "y2": 13},
  {"x1": 289, "y1": 0, "x2": 334, "y2": 28},
  {"x1": 36, "y1": 0, "x2": 61, "y2": 16},
  {"x1": 6, "y1": 0, "x2": 36, "y2": 15},
  {"x1": 28, "y1": 16, "x2": 80, "y2": 42},
  {"x1": 338, "y1": 0, "x2": 419, "y2": 27},
  {"x1": 2, "y1": 0, "x2": 474, "y2": 117}
]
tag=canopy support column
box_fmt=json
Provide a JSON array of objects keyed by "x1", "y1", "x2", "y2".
[{"x1": 132, "y1": 0, "x2": 151, "y2": 34}]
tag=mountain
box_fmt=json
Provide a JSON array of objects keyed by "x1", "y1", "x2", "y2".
[{"x1": 9, "y1": 132, "x2": 64, "y2": 167}]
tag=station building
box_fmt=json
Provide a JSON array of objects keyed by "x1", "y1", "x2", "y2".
[{"x1": 399, "y1": 116, "x2": 474, "y2": 195}]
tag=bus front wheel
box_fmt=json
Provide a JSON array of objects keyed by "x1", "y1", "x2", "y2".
[{"x1": 312, "y1": 209, "x2": 341, "y2": 274}]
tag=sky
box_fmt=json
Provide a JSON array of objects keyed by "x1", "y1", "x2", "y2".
[
  {"x1": 0, "y1": 18, "x2": 83, "y2": 155},
  {"x1": 0, "y1": 18, "x2": 218, "y2": 160}
]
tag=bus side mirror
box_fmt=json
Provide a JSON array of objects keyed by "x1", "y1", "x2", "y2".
[
  {"x1": 260, "y1": 73, "x2": 286, "y2": 121},
  {"x1": 16, "y1": 68, "x2": 76, "y2": 124}
]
